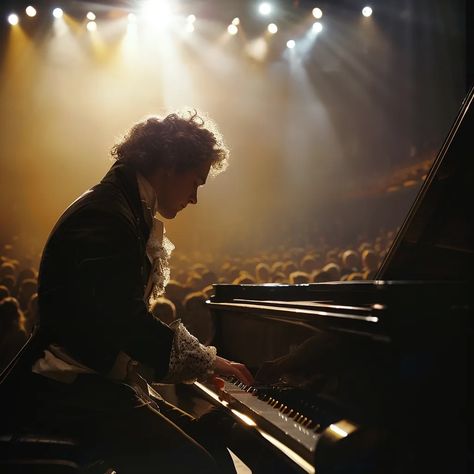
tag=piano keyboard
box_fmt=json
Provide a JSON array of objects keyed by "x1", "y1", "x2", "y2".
[{"x1": 194, "y1": 377, "x2": 354, "y2": 473}]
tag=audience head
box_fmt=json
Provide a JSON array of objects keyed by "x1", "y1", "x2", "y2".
[
  {"x1": 362, "y1": 249, "x2": 378, "y2": 271},
  {"x1": 255, "y1": 263, "x2": 271, "y2": 283},
  {"x1": 17, "y1": 278, "x2": 37, "y2": 311},
  {"x1": 0, "y1": 297, "x2": 24, "y2": 333},
  {"x1": 0, "y1": 275, "x2": 15, "y2": 294},
  {"x1": 0, "y1": 262, "x2": 15, "y2": 279},
  {"x1": 312, "y1": 270, "x2": 331, "y2": 282},
  {"x1": 202, "y1": 285, "x2": 215, "y2": 299},
  {"x1": 300, "y1": 256, "x2": 317, "y2": 274},
  {"x1": 233, "y1": 274, "x2": 256, "y2": 285},
  {"x1": 289, "y1": 271, "x2": 310, "y2": 284},
  {"x1": 0, "y1": 285, "x2": 10, "y2": 301},
  {"x1": 182, "y1": 291, "x2": 213, "y2": 343},
  {"x1": 322, "y1": 263, "x2": 341, "y2": 281},
  {"x1": 342, "y1": 250, "x2": 360, "y2": 271},
  {"x1": 150, "y1": 297, "x2": 176, "y2": 325}
]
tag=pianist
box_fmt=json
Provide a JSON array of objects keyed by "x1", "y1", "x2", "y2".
[{"x1": 3, "y1": 111, "x2": 253, "y2": 473}]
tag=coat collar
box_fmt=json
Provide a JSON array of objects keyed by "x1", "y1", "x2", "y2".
[{"x1": 100, "y1": 161, "x2": 151, "y2": 241}]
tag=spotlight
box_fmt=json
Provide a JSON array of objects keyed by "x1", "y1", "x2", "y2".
[
  {"x1": 312, "y1": 7, "x2": 323, "y2": 19},
  {"x1": 7, "y1": 13, "x2": 19, "y2": 25},
  {"x1": 187, "y1": 14, "x2": 196, "y2": 23},
  {"x1": 258, "y1": 3, "x2": 272, "y2": 16},
  {"x1": 232, "y1": 17, "x2": 240, "y2": 26},
  {"x1": 227, "y1": 24, "x2": 238, "y2": 35},
  {"x1": 362, "y1": 6, "x2": 373, "y2": 17},
  {"x1": 52, "y1": 8, "x2": 63, "y2": 19},
  {"x1": 312, "y1": 22, "x2": 323, "y2": 33},
  {"x1": 286, "y1": 39, "x2": 295, "y2": 49},
  {"x1": 185, "y1": 22, "x2": 194, "y2": 33},
  {"x1": 267, "y1": 23, "x2": 278, "y2": 34},
  {"x1": 87, "y1": 12, "x2": 96, "y2": 21},
  {"x1": 142, "y1": 0, "x2": 172, "y2": 25},
  {"x1": 87, "y1": 21, "x2": 97, "y2": 32},
  {"x1": 128, "y1": 13, "x2": 137, "y2": 23},
  {"x1": 26, "y1": 6, "x2": 37, "y2": 17}
]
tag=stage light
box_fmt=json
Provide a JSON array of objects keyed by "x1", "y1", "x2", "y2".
[
  {"x1": 312, "y1": 7, "x2": 323, "y2": 19},
  {"x1": 7, "y1": 13, "x2": 19, "y2": 25},
  {"x1": 267, "y1": 23, "x2": 278, "y2": 34},
  {"x1": 87, "y1": 12, "x2": 96, "y2": 21},
  {"x1": 258, "y1": 3, "x2": 272, "y2": 16},
  {"x1": 128, "y1": 13, "x2": 137, "y2": 23},
  {"x1": 232, "y1": 17, "x2": 240, "y2": 26},
  {"x1": 227, "y1": 24, "x2": 238, "y2": 35},
  {"x1": 187, "y1": 14, "x2": 196, "y2": 23},
  {"x1": 245, "y1": 38, "x2": 268, "y2": 61},
  {"x1": 26, "y1": 6, "x2": 37, "y2": 17},
  {"x1": 142, "y1": 0, "x2": 172, "y2": 26},
  {"x1": 87, "y1": 21, "x2": 97, "y2": 32},
  {"x1": 286, "y1": 39, "x2": 295, "y2": 49},
  {"x1": 185, "y1": 22, "x2": 194, "y2": 33},
  {"x1": 362, "y1": 6, "x2": 373, "y2": 17},
  {"x1": 312, "y1": 22, "x2": 323, "y2": 33},
  {"x1": 53, "y1": 8, "x2": 63, "y2": 19}
]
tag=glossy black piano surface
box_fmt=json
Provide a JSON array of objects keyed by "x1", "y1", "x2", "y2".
[{"x1": 182, "y1": 88, "x2": 474, "y2": 474}]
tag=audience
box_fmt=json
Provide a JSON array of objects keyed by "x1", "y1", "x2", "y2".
[
  {"x1": 0, "y1": 297, "x2": 28, "y2": 372},
  {"x1": 0, "y1": 227, "x2": 393, "y2": 373},
  {"x1": 150, "y1": 297, "x2": 177, "y2": 326}
]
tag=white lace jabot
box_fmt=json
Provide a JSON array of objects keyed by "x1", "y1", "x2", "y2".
[{"x1": 136, "y1": 172, "x2": 175, "y2": 305}]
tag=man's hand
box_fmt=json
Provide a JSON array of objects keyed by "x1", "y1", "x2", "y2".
[{"x1": 211, "y1": 355, "x2": 254, "y2": 389}]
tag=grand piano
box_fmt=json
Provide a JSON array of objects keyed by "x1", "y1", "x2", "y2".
[{"x1": 182, "y1": 86, "x2": 473, "y2": 474}]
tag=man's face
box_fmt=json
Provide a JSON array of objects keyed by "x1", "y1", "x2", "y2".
[{"x1": 154, "y1": 160, "x2": 212, "y2": 219}]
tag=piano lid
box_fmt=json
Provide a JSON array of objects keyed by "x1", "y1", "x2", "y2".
[{"x1": 376, "y1": 85, "x2": 474, "y2": 281}]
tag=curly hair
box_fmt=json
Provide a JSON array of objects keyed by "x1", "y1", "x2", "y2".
[{"x1": 111, "y1": 110, "x2": 229, "y2": 177}]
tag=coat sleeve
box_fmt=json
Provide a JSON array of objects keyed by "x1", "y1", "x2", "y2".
[{"x1": 43, "y1": 206, "x2": 174, "y2": 379}]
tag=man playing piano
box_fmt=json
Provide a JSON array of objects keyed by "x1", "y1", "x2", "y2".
[{"x1": 2, "y1": 110, "x2": 253, "y2": 473}]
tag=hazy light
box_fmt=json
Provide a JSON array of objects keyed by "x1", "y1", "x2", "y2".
[
  {"x1": 26, "y1": 6, "x2": 37, "y2": 17},
  {"x1": 53, "y1": 8, "x2": 63, "y2": 19},
  {"x1": 185, "y1": 22, "x2": 194, "y2": 33},
  {"x1": 187, "y1": 14, "x2": 196, "y2": 23},
  {"x1": 245, "y1": 37, "x2": 268, "y2": 61},
  {"x1": 227, "y1": 24, "x2": 238, "y2": 35},
  {"x1": 127, "y1": 22, "x2": 138, "y2": 34},
  {"x1": 258, "y1": 3, "x2": 272, "y2": 16},
  {"x1": 87, "y1": 21, "x2": 97, "y2": 32},
  {"x1": 267, "y1": 23, "x2": 278, "y2": 34},
  {"x1": 312, "y1": 7, "x2": 323, "y2": 19},
  {"x1": 286, "y1": 39, "x2": 295, "y2": 49},
  {"x1": 142, "y1": 0, "x2": 172, "y2": 25},
  {"x1": 87, "y1": 12, "x2": 96, "y2": 21},
  {"x1": 128, "y1": 13, "x2": 137, "y2": 23},
  {"x1": 312, "y1": 22, "x2": 323, "y2": 33},
  {"x1": 232, "y1": 17, "x2": 240, "y2": 26},
  {"x1": 362, "y1": 6, "x2": 373, "y2": 17},
  {"x1": 7, "y1": 13, "x2": 19, "y2": 25}
]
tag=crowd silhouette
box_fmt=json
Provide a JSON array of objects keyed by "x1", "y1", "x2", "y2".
[{"x1": 0, "y1": 227, "x2": 394, "y2": 372}]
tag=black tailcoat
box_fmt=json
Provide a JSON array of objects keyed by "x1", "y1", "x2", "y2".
[{"x1": 37, "y1": 161, "x2": 174, "y2": 378}]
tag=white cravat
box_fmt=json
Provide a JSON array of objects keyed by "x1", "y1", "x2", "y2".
[{"x1": 136, "y1": 172, "x2": 174, "y2": 305}]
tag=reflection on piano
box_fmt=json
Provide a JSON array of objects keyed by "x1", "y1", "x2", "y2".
[{"x1": 176, "y1": 87, "x2": 473, "y2": 473}]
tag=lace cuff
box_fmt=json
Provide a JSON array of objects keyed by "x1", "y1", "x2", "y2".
[{"x1": 161, "y1": 320, "x2": 217, "y2": 384}]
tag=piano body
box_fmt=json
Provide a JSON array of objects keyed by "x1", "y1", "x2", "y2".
[{"x1": 179, "y1": 87, "x2": 473, "y2": 474}]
